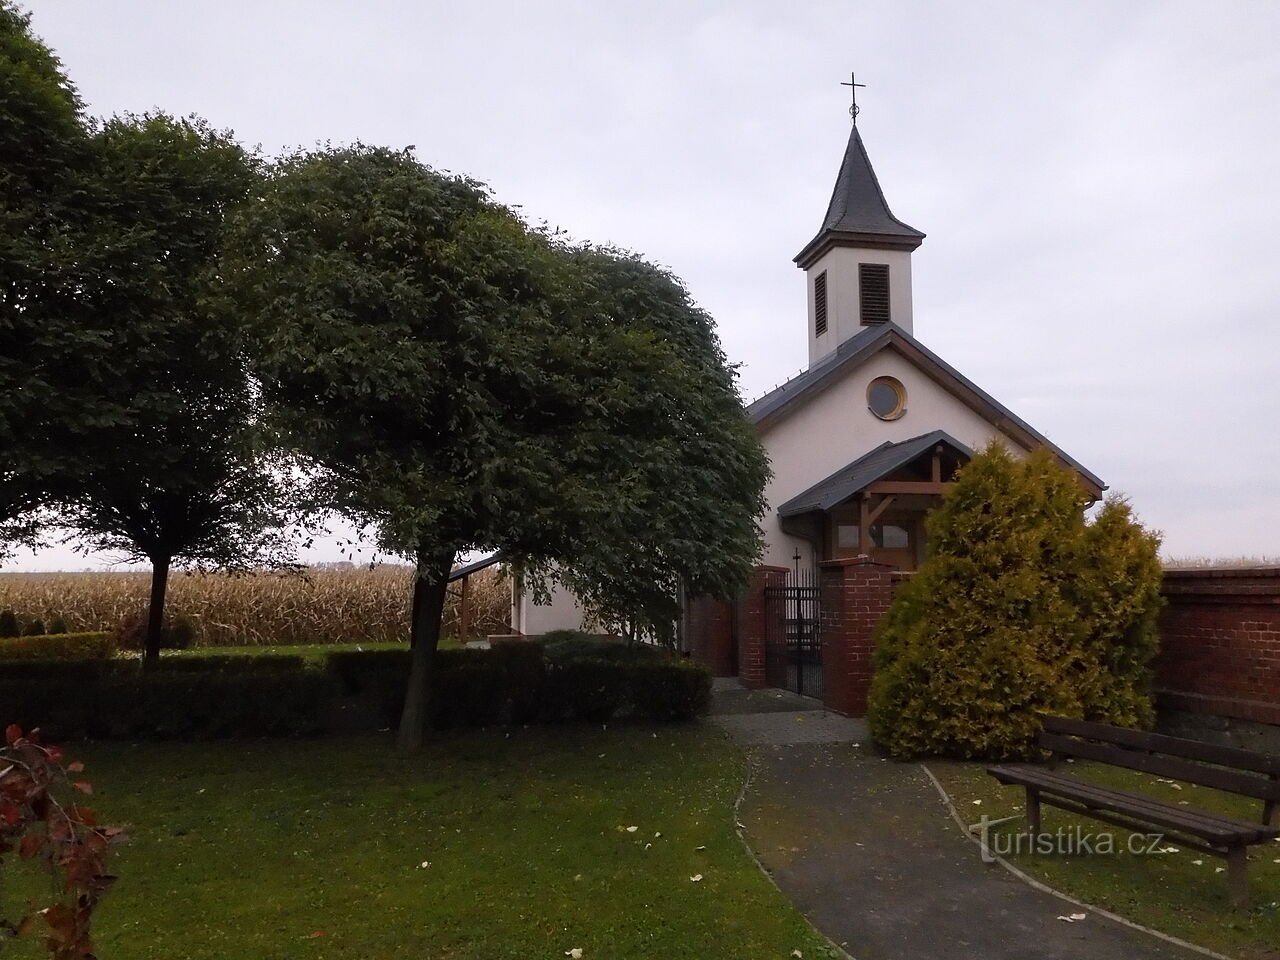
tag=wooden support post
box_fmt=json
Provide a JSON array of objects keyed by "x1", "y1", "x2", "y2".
[
  {"x1": 1026, "y1": 786, "x2": 1042, "y2": 837},
  {"x1": 1226, "y1": 845, "x2": 1249, "y2": 910},
  {"x1": 931, "y1": 445, "x2": 943, "y2": 483},
  {"x1": 866, "y1": 494, "x2": 896, "y2": 527},
  {"x1": 858, "y1": 495, "x2": 870, "y2": 558},
  {"x1": 459, "y1": 575, "x2": 471, "y2": 641}
]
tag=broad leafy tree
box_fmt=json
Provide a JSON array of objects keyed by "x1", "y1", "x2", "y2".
[
  {"x1": 0, "y1": 1, "x2": 90, "y2": 558},
  {"x1": 230, "y1": 146, "x2": 768, "y2": 751},
  {"x1": 56, "y1": 113, "x2": 290, "y2": 666},
  {"x1": 548, "y1": 247, "x2": 768, "y2": 644}
]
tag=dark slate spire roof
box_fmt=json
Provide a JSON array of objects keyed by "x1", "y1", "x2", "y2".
[{"x1": 794, "y1": 123, "x2": 924, "y2": 267}]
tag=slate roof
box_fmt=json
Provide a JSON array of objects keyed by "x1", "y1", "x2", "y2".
[
  {"x1": 746, "y1": 322, "x2": 1107, "y2": 495},
  {"x1": 795, "y1": 123, "x2": 924, "y2": 265},
  {"x1": 776, "y1": 430, "x2": 973, "y2": 517}
]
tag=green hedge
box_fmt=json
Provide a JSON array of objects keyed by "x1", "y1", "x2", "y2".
[
  {"x1": 0, "y1": 641, "x2": 712, "y2": 740},
  {"x1": 0, "y1": 669, "x2": 337, "y2": 739},
  {"x1": 0, "y1": 632, "x2": 113, "y2": 660}
]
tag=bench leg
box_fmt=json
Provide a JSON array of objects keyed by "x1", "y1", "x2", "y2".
[
  {"x1": 1226, "y1": 846, "x2": 1249, "y2": 910},
  {"x1": 1026, "y1": 786, "x2": 1042, "y2": 837}
]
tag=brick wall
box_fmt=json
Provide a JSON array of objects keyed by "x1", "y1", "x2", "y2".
[
  {"x1": 685, "y1": 594, "x2": 735, "y2": 676},
  {"x1": 1156, "y1": 568, "x2": 1280, "y2": 727},
  {"x1": 734, "y1": 566, "x2": 787, "y2": 689},
  {"x1": 819, "y1": 557, "x2": 896, "y2": 717}
]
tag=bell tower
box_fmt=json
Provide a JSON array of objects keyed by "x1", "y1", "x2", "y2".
[{"x1": 796, "y1": 78, "x2": 924, "y2": 365}]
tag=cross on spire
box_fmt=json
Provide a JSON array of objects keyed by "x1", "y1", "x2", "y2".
[{"x1": 841, "y1": 71, "x2": 866, "y2": 122}]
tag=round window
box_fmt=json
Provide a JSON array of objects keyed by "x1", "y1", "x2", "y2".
[{"x1": 867, "y1": 376, "x2": 906, "y2": 420}]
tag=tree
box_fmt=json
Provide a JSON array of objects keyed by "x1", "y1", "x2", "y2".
[
  {"x1": 55, "y1": 113, "x2": 289, "y2": 667},
  {"x1": 229, "y1": 146, "x2": 768, "y2": 752},
  {"x1": 866, "y1": 443, "x2": 1163, "y2": 760},
  {"x1": 548, "y1": 247, "x2": 768, "y2": 645},
  {"x1": 0, "y1": 1, "x2": 91, "y2": 559}
]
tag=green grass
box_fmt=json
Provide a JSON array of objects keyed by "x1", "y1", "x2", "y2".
[
  {"x1": 929, "y1": 759, "x2": 1280, "y2": 960},
  {"x1": 3, "y1": 725, "x2": 837, "y2": 960}
]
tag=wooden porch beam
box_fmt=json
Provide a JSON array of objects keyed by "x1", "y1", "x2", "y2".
[
  {"x1": 865, "y1": 480, "x2": 951, "y2": 495},
  {"x1": 866, "y1": 494, "x2": 896, "y2": 527}
]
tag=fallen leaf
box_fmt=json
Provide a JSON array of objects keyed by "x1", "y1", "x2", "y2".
[
  {"x1": 1069, "y1": 913, "x2": 1086, "y2": 921},
  {"x1": 564, "y1": 948, "x2": 583, "y2": 959},
  {"x1": 791, "y1": 951, "x2": 804, "y2": 958},
  {"x1": 1191, "y1": 859, "x2": 1203, "y2": 866},
  {"x1": 304, "y1": 931, "x2": 327, "y2": 939},
  {"x1": 690, "y1": 874, "x2": 703, "y2": 882},
  {"x1": 626, "y1": 826, "x2": 638, "y2": 833}
]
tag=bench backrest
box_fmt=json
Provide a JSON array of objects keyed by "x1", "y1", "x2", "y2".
[{"x1": 1039, "y1": 716, "x2": 1280, "y2": 820}]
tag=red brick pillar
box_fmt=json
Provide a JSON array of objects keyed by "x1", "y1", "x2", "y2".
[
  {"x1": 736, "y1": 565, "x2": 787, "y2": 689},
  {"x1": 686, "y1": 595, "x2": 736, "y2": 676},
  {"x1": 820, "y1": 557, "x2": 896, "y2": 717}
]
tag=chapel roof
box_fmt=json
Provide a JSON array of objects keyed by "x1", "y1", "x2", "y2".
[
  {"x1": 777, "y1": 430, "x2": 973, "y2": 517},
  {"x1": 794, "y1": 122, "x2": 925, "y2": 267},
  {"x1": 746, "y1": 322, "x2": 1107, "y2": 496}
]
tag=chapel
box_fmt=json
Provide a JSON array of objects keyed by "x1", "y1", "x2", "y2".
[{"x1": 510, "y1": 105, "x2": 1103, "y2": 638}]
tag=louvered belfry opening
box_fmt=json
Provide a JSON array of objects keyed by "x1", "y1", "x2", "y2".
[
  {"x1": 814, "y1": 270, "x2": 828, "y2": 337},
  {"x1": 858, "y1": 262, "x2": 890, "y2": 325}
]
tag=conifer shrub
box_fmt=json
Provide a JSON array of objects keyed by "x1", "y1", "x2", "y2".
[
  {"x1": 47, "y1": 615, "x2": 69, "y2": 634},
  {"x1": 867, "y1": 443, "x2": 1163, "y2": 760},
  {"x1": 22, "y1": 618, "x2": 46, "y2": 636}
]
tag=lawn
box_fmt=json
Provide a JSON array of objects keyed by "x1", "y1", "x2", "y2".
[
  {"x1": 928, "y1": 759, "x2": 1280, "y2": 960},
  {"x1": 4, "y1": 724, "x2": 838, "y2": 960}
]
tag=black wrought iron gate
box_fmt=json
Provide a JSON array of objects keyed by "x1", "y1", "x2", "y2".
[{"x1": 764, "y1": 569, "x2": 823, "y2": 699}]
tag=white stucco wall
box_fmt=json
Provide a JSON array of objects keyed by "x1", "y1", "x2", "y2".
[
  {"x1": 757, "y1": 346, "x2": 1029, "y2": 569},
  {"x1": 807, "y1": 246, "x2": 914, "y2": 364},
  {"x1": 511, "y1": 578, "x2": 590, "y2": 636}
]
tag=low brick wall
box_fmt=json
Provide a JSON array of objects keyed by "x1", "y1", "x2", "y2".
[
  {"x1": 685, "y1": 595, "x2": 735, "y2": 676},
  {"x1": 1156, "y1": 568, "x2": 1280, "y2": 727}
]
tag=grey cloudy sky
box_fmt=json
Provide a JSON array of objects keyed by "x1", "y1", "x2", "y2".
[{"x1": 13, "y1": 0, "x2": 1280, "y2": 567}]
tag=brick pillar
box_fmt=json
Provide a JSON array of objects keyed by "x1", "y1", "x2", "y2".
[
  {"x1": 736, "y1": 565, "x2": 787, "y2": 689},
  {"x1": 686, "y1": 594, "x2": 736, "y2": 676},
  {"x1": 820, "y1": 557, "x2": 896, "y2": 717}
]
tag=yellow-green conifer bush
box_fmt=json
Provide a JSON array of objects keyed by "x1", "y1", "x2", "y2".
[{"x1": 867, "y1": 443, "x2": 1163, "y2": 759}]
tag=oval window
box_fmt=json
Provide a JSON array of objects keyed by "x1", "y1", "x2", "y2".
[{"x1": 867, "y1": 376, "x2": 906, "y2": 420}]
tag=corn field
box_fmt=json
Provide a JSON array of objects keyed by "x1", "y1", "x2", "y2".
[{"x1": 0, "y1": 565, "x2": 510, "y2": 647}]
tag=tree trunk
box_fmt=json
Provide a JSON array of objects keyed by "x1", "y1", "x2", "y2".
[
  {"x1": 408, "y1": 574, "x2": 425, "y2": 648},
  {"x1": 396, "y1": 550, "x2": 455, "y2": 754},
  {"x1": 143, "y1": 555, "x2": 171, "y2": 671}
]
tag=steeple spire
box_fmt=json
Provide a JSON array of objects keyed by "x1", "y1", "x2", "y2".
[{"x1": 794, "y1": 114, "x2": 924, "y2": 268}]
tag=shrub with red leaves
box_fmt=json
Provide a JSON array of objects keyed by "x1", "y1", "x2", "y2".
[{"x1": 0, "y1": 724, "x2": 126, "y2": 958}]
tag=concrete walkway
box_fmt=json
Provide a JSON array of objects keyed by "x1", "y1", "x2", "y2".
[{"x1": 709, "y1": 680, "x2": 1204, "y2": 960}]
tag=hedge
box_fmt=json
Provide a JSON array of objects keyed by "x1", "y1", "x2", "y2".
[
  {"x1": 0, "y1": 632, "x2": 113, "y2": 660},
  {"x1": 0, "y1": 642, "x2": 712, "y2": 740},
  {"x1": 0, "y1": 669, "x2": 337, "y2": 739}
]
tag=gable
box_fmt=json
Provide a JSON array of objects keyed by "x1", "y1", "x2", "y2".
[{"x1": 747, "y1": 322, "x2": 1105, "y2": 497}]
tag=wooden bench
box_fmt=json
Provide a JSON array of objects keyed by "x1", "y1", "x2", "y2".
[{"x1": 987, "y1": 716, "x2": 1280, "y2": 908}]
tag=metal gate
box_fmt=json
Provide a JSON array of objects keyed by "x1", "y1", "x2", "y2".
[{"x1": 764, "y1": 568, "x2": 823, "y2": 699}]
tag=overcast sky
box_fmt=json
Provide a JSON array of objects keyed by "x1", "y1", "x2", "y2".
[{"x1": 10, "y1": 0, "x2": 1280, "y2": 568}]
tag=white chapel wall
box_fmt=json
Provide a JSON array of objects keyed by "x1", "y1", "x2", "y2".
[
  {"x1": 512, "y1": 578, "x2": 590, "y2": 637},
  {"x1": 757, "y1": 347, "x2": 1029, "y2": 569}
]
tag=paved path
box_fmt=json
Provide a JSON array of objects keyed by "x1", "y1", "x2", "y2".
[{"x1": 710, "y1": 681, "x2": 1203, "y2": 960}]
